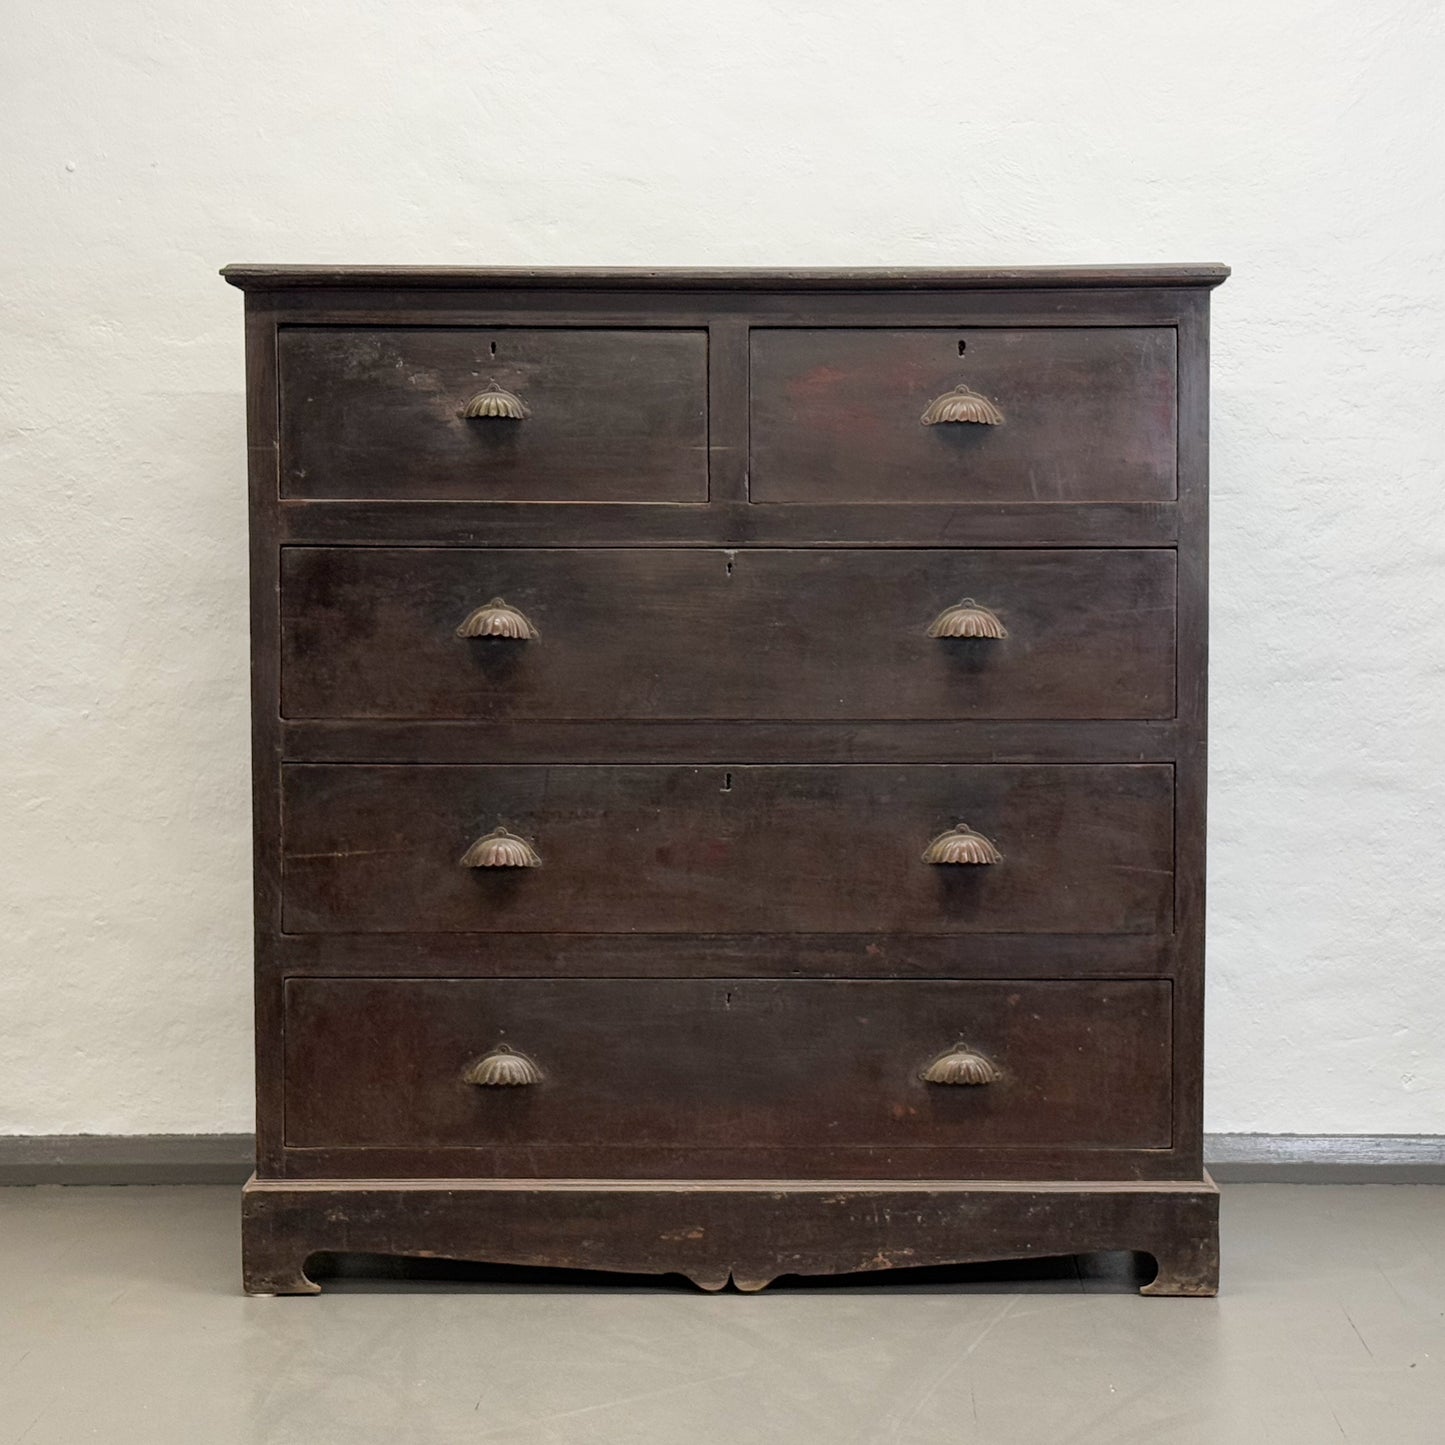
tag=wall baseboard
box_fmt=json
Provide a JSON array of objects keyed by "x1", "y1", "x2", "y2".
[
  {"x1": 1205, "y1": 1133, "x2": 1445, "y2": 1184},
  {"x1": 1, "y1": 1133, "x2": 1442, "y2": 1186},
  {"x1": 0, "y1": 1134, "x2": 255, "y2": 1185}
]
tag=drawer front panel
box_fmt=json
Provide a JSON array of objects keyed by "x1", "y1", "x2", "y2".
[
  {"x1": 284, "y1": 977, "x2": 1174, "y2": 1167},
  {"x1": 278, "y1": 327, "x2": 708, "y2": 501},
  {"x1": 281, "y1": 547, "x2": 1176, "y2": 721},
  {"x1": 281, "y1": 764, "x2": 1173, "y2": 935},
  {"x1": 750, "y1": 328, "x2": 1177, "y2": 504}
]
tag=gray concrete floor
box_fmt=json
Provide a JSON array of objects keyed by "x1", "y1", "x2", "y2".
[{"x1": 0, "y1": 1185, "x2": 1441, "y2": 1443}]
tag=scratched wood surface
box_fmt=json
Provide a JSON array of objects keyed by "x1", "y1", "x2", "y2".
[
  {"x1": 282, "y1": 977, "x2": 1174, "y2": 1166},
  {"x1": 232, "y1": 266, "x2": 1222, "y2": 1293},
  {"x1": 280, "y1": 546, "x2": 1177, "y2": 722},
  {"x1": 750, "y1": 327, "x2": 1177, "y2": 504},
  {"x1": 279, "y1": 327, "x2": 708, "y2": 502},
  {"x1": 240, "y1": 1176, "x2": 1220, "y2": 1296},
  {"x1": 279, "y1": 763, "x2": 1175, "y2": 936}
]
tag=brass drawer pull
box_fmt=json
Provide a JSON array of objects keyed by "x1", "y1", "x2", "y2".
[
  {"x1": 456, "y1": 597, "x2": 539, "y2": 640},
  {"x1": 926, "y1": 598, "x2": 1007, "y2": 640},
  {"x1": 920, "y1": 382, "x2": 1004, "y2": 426},
  {"x1": 463, "y1": 380, "x2": 530, "y2": 419},
  {"x1": 921, "y1": 1043, "x2": 1000, "y2": 1086},
  {"x1": 923, "y1": 824, "x2": 1002, "y2": 865},
  {"x1": 464, "y1": 1044, "x2": 543, "y2": 1087},
  {"x1": 460, "y1": 826, "x2": 542, "y2": 869}
]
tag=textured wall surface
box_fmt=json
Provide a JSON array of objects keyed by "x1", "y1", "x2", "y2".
[{"x1": 2, "y1": 1, "x2": 1442, "y2": 1135}]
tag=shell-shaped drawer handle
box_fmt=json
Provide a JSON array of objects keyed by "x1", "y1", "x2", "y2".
[
  {"x1": 456, "y1": 598, "x2": 539, "y2": 640},
  {"x1": 921, "y1": 1043, "x2": 1000, "y2": 1086},
  {"x1": 464, "y1": 1044, "x2": 543, "y2": 1087},
  {"x1": 926, "y1": 599, "x2": 1007, "y2": 640},
  {"x1": 922, "y1": 824, "x2": 1002, "y2": 866},
  {"x1": 921, "y1": 383, "x2": 1004, "y2": 426},
  {"x1": 463, "y1": 380, "x2": 530, "y2": 420},
  {"x1": 460, "y1": 826, "x2": 542, "y2": 869}
]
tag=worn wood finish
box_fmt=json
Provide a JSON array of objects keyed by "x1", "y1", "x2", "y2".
[
  {"x1": 278, "y1": 1141, "x2": 1196, "y2": 1184},
  {"x1": 230, "y1": 264, "x2": 1223, "y2": 1295},
  {"x1": 283, "y1": 978, "x2": 1173, "y2": 1170},
  {"x1": 241, "y1": 1175, "x2": 1220, "y2": 1296},
  {"x1": 278, "y1": 498, "x2": 1182, "y2": 549},
  {"x1": 224, "y1": 263, "x2": 1231, "y2": 291},
  {"x1": 281, "y1": 547, "x2": 1176, "y2": 722},
  {"x1": 279, "y1": 327, "x2": 708, "y2": 502},
  {"x1": 281, "y1": 718, "x2": 1183, "y2": 766},
  {"x1": 245, "y1": 300, "x2": 287, "y2": 1178},
  {"x1": 750, "y1": 328, "x2": 1177, "y2": 504},
  {"x1": 272, "y1": 930, "x2": 1173, "y2": 981},
  {"x1": 281, "y1": 763, "x2": 1174, "y2": 936}
]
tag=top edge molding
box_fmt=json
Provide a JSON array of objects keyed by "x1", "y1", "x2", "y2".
[{"x1": 222, "y1": 264, "x2": 1230, "y2": 293}]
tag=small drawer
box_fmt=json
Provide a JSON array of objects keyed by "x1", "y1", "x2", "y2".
[
  {"x1": 278, "y1": 327, "x2": 708, "y2": 501},
  {"x1": 283, "y1": 977, "x2": 1174, "y2": 1176},
  {"x1": 280, "y1": 546, "x2": 1176, "y2": 721},
  {"x1": 750, "y1": 327, "x2": 1177, "y2": 503},
  {"x1": 280, "y1": 763, "x2": 1174, "y2": 935}
]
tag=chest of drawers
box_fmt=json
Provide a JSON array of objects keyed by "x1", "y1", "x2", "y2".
[{"x1": 227, "y1": 264, "x2": 1226, "y2": 1296}]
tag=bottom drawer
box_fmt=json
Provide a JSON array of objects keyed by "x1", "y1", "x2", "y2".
[{"x1": 283, "y1": 978, "x2": 1174, "y2": 1178}]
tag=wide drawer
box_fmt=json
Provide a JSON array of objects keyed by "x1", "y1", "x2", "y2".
[
  {"x1": 281, "y1": 546, "x2": 1176, "y2": 721},
  {"x1": 283, "y1": 977, "x2": 1174, "y2": 1173},
  {"x1": 281, "y1": 764, "x2": 1174, "y2": 934},
  {"x1": 750, "y1": 328, "x2": 1177, "y2": 503},
  {"x1": 278, "y1": 327, "x2": 709, "y2": 501}
]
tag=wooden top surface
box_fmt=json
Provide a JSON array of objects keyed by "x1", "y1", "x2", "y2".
[{"x1": 221, "y1": 263, "x2": 1230, "y2": 292}]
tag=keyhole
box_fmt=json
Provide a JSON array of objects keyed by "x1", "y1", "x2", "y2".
[
  {"x1": 489, "y1": 340, "x2": 497, "y2": 356},
  {"x1": 721, "y1": 771, "x2": 733, "y2": 792},
  {"x1": 958, "y1": 339, "x2": 967, "y2": 355},
  {"x1": 724, "y1": 550, "x2": 735, "y2": 577}
]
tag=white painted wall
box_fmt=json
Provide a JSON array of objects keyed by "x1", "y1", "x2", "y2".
[{"x1": 2, "y1": 1, "x2": 1442, "y2": 1137}]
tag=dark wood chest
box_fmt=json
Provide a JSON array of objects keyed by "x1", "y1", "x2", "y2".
[{"x1": 227, "y1": 264, "x2": 1226, "y2": 1295}]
